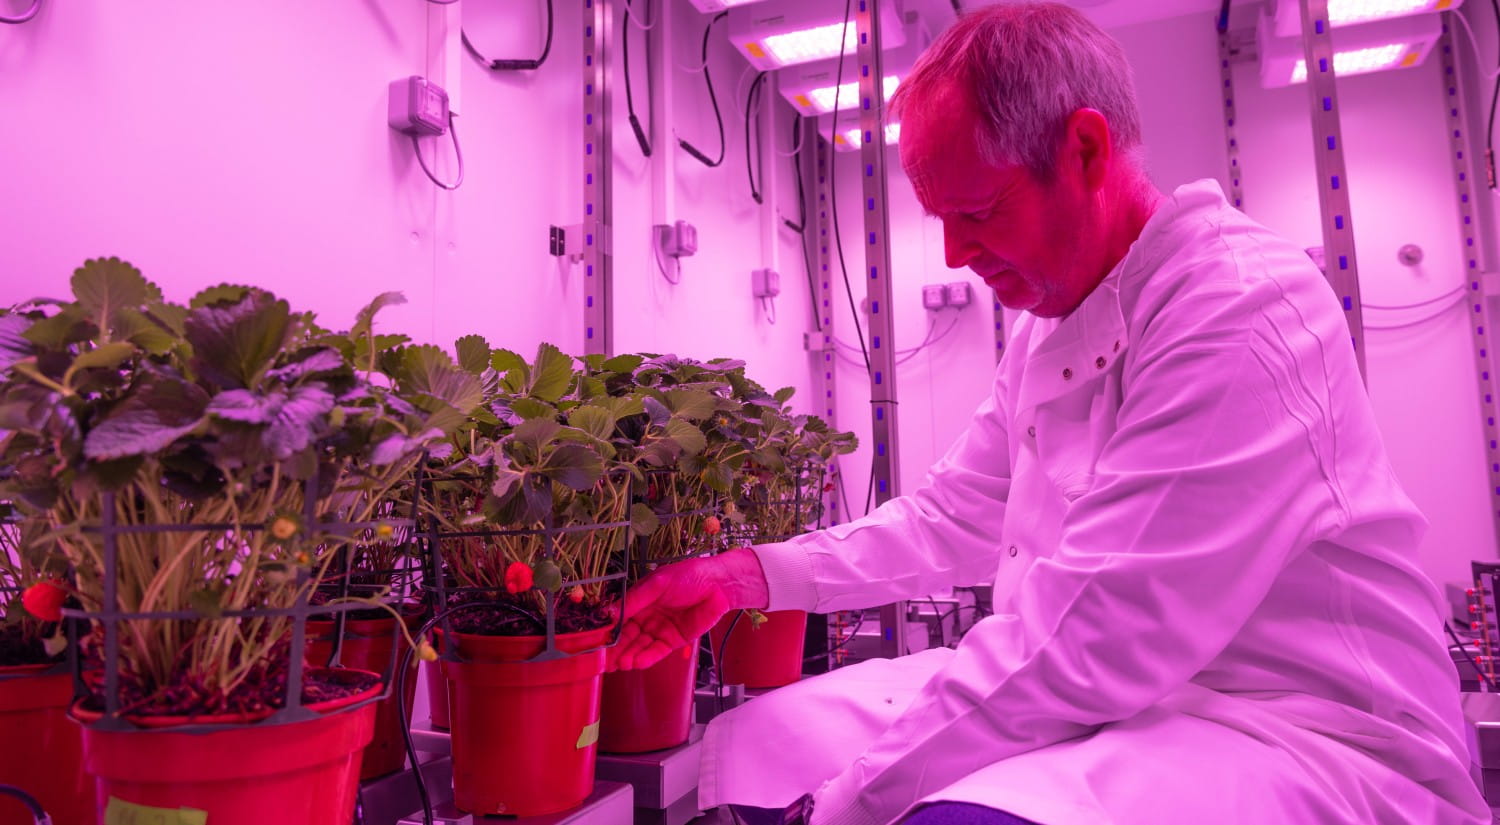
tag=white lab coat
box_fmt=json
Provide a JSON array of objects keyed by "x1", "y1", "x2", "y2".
[{"x1": 700, "y1": 181, "x2": 1489, "y2": 825}]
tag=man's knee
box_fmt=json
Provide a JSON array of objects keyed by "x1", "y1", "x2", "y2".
[{"x1": 897, "y1": 801, "x2": 1040, "y2": 825}]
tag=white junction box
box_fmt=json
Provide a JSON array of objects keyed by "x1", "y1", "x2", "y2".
[{"x1": 752, "y1": 268, "x2": 781, "y2": 298}]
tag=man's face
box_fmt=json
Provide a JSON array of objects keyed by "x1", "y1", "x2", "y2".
[{"x1": 900, "y1": 86, "x2": 1099, "y2": 318}]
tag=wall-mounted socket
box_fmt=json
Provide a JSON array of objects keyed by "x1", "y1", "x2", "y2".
[
  {"x1": 921, "y1": 285, "x2": 946, "y2": 311},
  {"x1": 655, "y1": 220, "x2": 699, "y2": 258},
  {"x1": 944, "y1": 282, "x2": 972, "y2": 308},
  {"x1": 752, "y1": 268, "x2": 781, "y2": 298},
  {"x1": 549, "y1": 224, "x2": 584, "y2": 262},
  {"x1": 388, "y1": 76, "x2": 449, "y2": 136}
]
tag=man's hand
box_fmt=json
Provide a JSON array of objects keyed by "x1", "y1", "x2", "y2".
[{"x1": 610, "y1": 547, "x2": 771, "y2": 671}]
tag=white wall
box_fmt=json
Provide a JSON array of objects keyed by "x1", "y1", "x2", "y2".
[{"x1": 0, "y1": 0, "x2": 814, "y2": 402}]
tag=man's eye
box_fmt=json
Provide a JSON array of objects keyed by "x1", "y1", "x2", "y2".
[{"x1": 966, "y1": 210, "x2": 993, "y2": 223}]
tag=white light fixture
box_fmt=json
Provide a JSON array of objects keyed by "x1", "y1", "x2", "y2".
[
  {"x1": 819, "y1": 110, "x2": 900, "y2": 152},
  {"x1": 1271, "y1": 0, "x2": 1463, "y2": 37},
  {"x1": 1256, "y1": 8, "x2": 1442, "y2": 88},
  {"x1": 685, "y1": 0, "x2": 765, "y2": 15},
  {"x1": 775, "y1": 23, "x2": 924, "y2": 116},
  {"x1": 728, "y1": 0, "x2": 907, "y2": 71}
]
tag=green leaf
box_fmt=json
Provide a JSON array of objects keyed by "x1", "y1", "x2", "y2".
[
  {"x1": 189, "y1": 284, "x2": 252, "y2": 309},
  {"x1": 532, "y1": 559, "x2": 564, "y2": 591},
  {"x1": 490, "y1": 348, "x2": 525, "y2": 374},
  {"x1": 185, "y1": 291, "x2": 292, "y2": 389},
  {"x1": 115, "y1": 307, "x2": 176, "y2": 355},
  {"x1": 642, "y1": 396, "x2": 671, "y2": 426},
  {"x1": 146, "y1": 301, "x2": 188, "y2": 336},
  {"x1": 513, "y1": 417, "x2": 563, "y2": 450},
  {"x1": 601, "y1": 354, "x2": 645, "y2": 374},
  {"x1": 0, "y1": 314, "x2": 32, "y2": 371},
  {"x1": 510, "y1": 397, "x2": 557, "y2": 421},
  {"x1": 568, "y1": 405, "x2": 617, "y2": 441},
  {"x1": 662, "y1": 390, "x2": 719, "y2": 421},
  {"x1": 528, "y1": 343, "x2": 574, "y2": 402},
  {"x1": 21, "y1": 307, "x2": 94, "y2": 349},
  {"x1": 664, "y1": 419, "x2": 707, "y2": 457},
  {"x1": 630, "y1": 503, "x2": 661, "y2": 538},
  {"x1": 352, "y1": 291, "x2": 407, "y2": 339},
  {"x1": 455, "y1": 335, "x2": 491, "y2": 374},
  {"x1": 66, "y1": 342, "x2": 135, "y2": 385},
  {"x1": 398, "y1": 345, "x2": 484, "y2": 416},
  {"x1": 187, "y1": 587, "x2": 225, "y2": 619},
  {"x1": 773, "y1": 386, "x2": 797, "y2": 404},
  {"x1": 539, "y1": 443, "x2": 605, "y2": 490},
  {"x1": 703, "y1": 462, "x2": 734, "y2": 494},
  {"x1": 71, "y1": 257, "x2": 153, "y2": 342},
  {"x1": 84, "y1": 369, "x2": 209, "y2": 460}
]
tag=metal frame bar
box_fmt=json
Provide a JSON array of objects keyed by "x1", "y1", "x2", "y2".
[
  {"x1": 1218, "y1": 29, "x2": 1247, "y2": 211},
  {"x1": 1297, "y1": 0, "x2": 1367, "y2": 379},
  {"x1": 1439, "y1": 20, "x2": 1500, "y2": 554},
  {"x1": 584, "y1": 0, "x2": 615, "y2": 356},
  {"x1": 853, "y1": 0, "x2": 906, "y2": 658},
  {"x1": 812, "y1": 131, "x2": 843, "y2": 526}
]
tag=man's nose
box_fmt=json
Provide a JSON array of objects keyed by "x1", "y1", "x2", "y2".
[{"x1": 943, "y1": 220, "x2": 979, "y2": 271}]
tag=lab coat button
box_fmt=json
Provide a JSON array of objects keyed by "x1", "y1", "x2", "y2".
[
  {"x1": 1114, "y1": 340, "x2": 1121, "y2": 352},
  {"x1": 1026, "y1": 425, "x2": 1036, "y2": 438},
  {"x1": 1008, "y1": 545, "x2": 1019, "y2": 557},
  {"x1": 1062, "y1": 368, "x2": 1073, "y2": 380},
  {"x1": 1095, "y1": 356, "x2": 1107, "y2": 369}
]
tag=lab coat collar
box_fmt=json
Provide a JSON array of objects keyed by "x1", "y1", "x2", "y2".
[{"x1": 1017, "y1": 180, "x2": 1229, "y2": 412}]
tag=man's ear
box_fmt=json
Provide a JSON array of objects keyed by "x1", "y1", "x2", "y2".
[{"x1": 1057, "y1": 108, "x2": 1113, "y2": 191}]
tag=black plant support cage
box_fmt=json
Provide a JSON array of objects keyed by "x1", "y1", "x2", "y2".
[{"x1": 58, "y1": 465, "x2": 409, "y2": 733}]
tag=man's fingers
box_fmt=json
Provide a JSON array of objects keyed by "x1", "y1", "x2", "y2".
[{"x1": 622, "y1": 571, "x2": 669, "y2": 621}]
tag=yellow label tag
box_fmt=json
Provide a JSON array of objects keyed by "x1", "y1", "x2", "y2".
[
  {"x1": 1401, "y1": 51, "x2": 1419, "y2": 68},
  {"x1": 1437, "y1": 0, "x2": 1453, "y2": 9},
  {"x1": 746, "y1": 42, "x2": 766, "y2": 59},
  {"x1": 794, "y1": 94, "x2": 812, "y2": 109},
  {"x1": 577, "y1": 720, "x2": 601, "y2": 749},
  {"x1": 104, "y1": 798, "x2": 209, "y2": 825}
]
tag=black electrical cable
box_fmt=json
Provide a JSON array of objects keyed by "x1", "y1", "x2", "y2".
[
  {"x1": 713, "y1": 608, "x2": 744, "y2": 715},
  {"x1": 0, "y1": 784, "x2": 46, "y2": 821},
  {"x1": 746, "y1": 72, "x2": 768, "y2": 204},
  {"x1": 0, "y1": 0, "x2": 42, "y2": 24},
  {"x1": 805, "y1": 610, "x2": 867, "y2": 661},
  {"x1": 828, "y1": 0, "x2": 872, "y2": 375},
  {"x1": 411, "y1": 111, "x2": 466, "y2": 191},
  {"x1": 680, "y1": 12, "x2": 730, "y2": 167},
  {"x1": 1447, "y1": 621, "x2": 1500, "y2": 691},
  {"x1": 623, "y1": 0, "x2": 653, "y2": 157},
  {"x1": 461, "y1": 0, "x2": 554, "y2": 72},
  {"x1": 1488, "y1": 0, "x2": 1500, "y2": 188}
]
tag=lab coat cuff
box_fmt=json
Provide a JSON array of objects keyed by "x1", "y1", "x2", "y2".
[
  {"x1": 749, "y1": 542, "x2": 820, "y2": 612},
  {"x1": 812, "y1": 778, "x2": 880, "y2": 825}
]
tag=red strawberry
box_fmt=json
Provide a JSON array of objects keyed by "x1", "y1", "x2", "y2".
[
  {"x1": 504, "y1": 561, "x2": 534, "y2": 594},
  {"x1": 702, "y1": 516, "x2": 722, "y2": 536},
  {"x1": 22, "y1": 580, "x2": 67, "y2": 622},
  {"x1": 568, "y1": 585, "x2": 586, "y2": 603}
]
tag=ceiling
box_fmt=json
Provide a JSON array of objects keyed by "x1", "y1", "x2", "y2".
[{"x1": 958, "y1": 0, "x2": 1265, "y2": 30}]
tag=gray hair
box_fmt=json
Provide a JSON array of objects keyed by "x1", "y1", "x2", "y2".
[{"x1": 889, "y1": 2, "x2": 1144, "y2": 182}]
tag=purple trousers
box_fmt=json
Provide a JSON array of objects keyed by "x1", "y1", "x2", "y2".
[{"x1": 730, "y1": 802, "x2": 1039, "y2": 825}]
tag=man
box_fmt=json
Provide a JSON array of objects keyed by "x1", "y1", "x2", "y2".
[{"x1": 611, "y1": 3, "x2": 1489, "y2": 823}]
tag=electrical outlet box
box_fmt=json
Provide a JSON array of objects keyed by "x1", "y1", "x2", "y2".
[
  {"x1": 655, "y1": 220, "x2": 699, "y2": 258},
  {"x1": 944, "y1": 282, "x2": 972, "y2": 308},
  {"x1": 549, "y1": 224, "x2": 584, "y2": 261},
  {"x1": 922, "y1": 285, "x2": 947, "y2": 310},
  {"x1": 388, "y1": 76, "x2": 449, "y2": 136},
  {"x1": 753, "y1": 268, "x2": 781, "y2": 298}
]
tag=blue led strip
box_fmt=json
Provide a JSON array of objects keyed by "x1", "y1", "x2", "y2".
[
  {"x1": 1439, "y1": 23, "x2": 1500, "y2": 552},
  {"x1": 1298, "y1": 0, "x2": 1366, "y2": 379},
  {"x1": 854, "y1": 0, "x2": 906, "y2": 658},
  {"x1": 1218, "y1": 30, "x2": 1246, "y2": 211},
  {"x1": 583, "y1": 0, "x2": 614, "y2": 355},
  {"x1": 814, "y1": 132, "x2": 843, "y2": 526}
]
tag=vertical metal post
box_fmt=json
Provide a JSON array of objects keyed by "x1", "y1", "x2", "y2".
[
  {"x1": 854, "y1": 0, "x2": 905, "y2": 658},
  {"x1": 812, "y1": 132, "x2": 842, "y2": 526},
  {"x1": 1441, "y1": 21, "x2": 1500, "y2": 553},
  {"x1": 1297, "y1": 0, "x2": 1367, "y2": 379},
  {"x1": 584, "y1": 0, "x2": 615, "y2": 356},
  {"x1": 1218, "y1": 29, "x2": 1247, "y2": 211}
]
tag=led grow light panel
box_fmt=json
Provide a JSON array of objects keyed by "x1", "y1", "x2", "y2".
[
  {"x1": 729, "y1": 0, "x2": 907, "y2": 71},
  {"x1": 1272, "y1": 0, "x2": 1462, "y2": 37},
  {"x1": 1257, "y1": 8, "x2": 1441, "y2": 87}
]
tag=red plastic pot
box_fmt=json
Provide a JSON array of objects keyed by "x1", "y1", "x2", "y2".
[
  {"x1": 423, "y1": 628, "x2": 451, "y2": 730},
  {"x1": 599, "y1": 638, "x2": 699, "y2": 753},
  {"x1": 708, "y1": 610, "x2": 807, "y2": 689},
  {"x1": 0, "y1": 664, "x2": 92, "y2": 825},
  {"x1": 444, "y1": 627, "x2": 611, "y2": 817},
  {"x1": 306, "y1": 608, "x2": 423, "y2": 780},
  {"x1": 73, "y1": 668, "x2": 378, "y2": 825}
]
